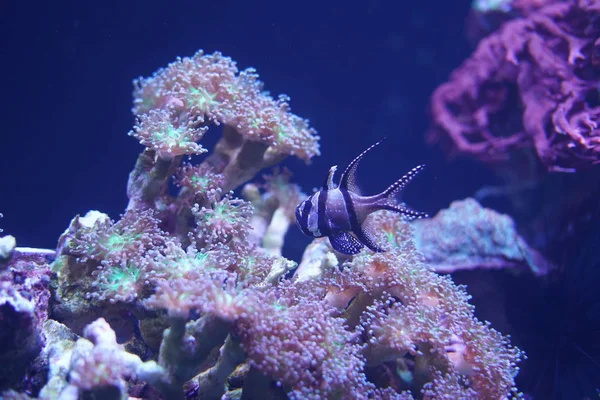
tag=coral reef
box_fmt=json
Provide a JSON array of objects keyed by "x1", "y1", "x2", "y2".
[{"x1": 1, "y1": 50, "x2": 523, "y2": 399}]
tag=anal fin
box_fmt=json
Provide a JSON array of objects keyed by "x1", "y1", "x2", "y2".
[{"x1": 329, "y1": 231, "x2": 364, "y2": 255}]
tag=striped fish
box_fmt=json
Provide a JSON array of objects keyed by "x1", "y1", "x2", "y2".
[{"x1": 295, "y1": 138, "x2": 428, "y2": 255}]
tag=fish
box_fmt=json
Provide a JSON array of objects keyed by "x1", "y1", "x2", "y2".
[{"x1": 295, "y1": 138, "x2": 428, "y2": 255}]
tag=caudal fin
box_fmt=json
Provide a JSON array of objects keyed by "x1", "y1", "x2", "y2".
[{"x1": 379, "y1": 203, "x2": 429, "y2": 221}]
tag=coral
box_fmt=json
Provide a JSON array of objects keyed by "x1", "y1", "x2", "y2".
[
  {"x1": 430, "y1": 0, "x2": 600, "y2": 171},
  {"x1": 1, "y1": 49, "x2": 525, "y2": 400},
  {"x1": 54, "y1": 209, "x2": 171, "y2": 306},
  {"x1": 36, "y1": 320, "x2": 79, "y2": 399},
  {"x1": 69, "y1": 208, "x2": 167, "y2": 265},
  {"x1": 131, "y1": 50, "x2": 320, "y2": 193},
  {"x1": 174, "y1": 162, "x2": 224, "y2": 204},
  {"x1": 410, "y1": 198, "x2": 550, "y2": 275},
  {"x1": 293, "y1": 238, "x2": 340, "y2": 283},
  {"x1": 132, "y1": 51, "x2": 319, "y2": 161},
  {"x1": 129, "y1": 108, "x2": 209, "y2": 160},
  {"x1": 347, "y1": 248, "x2": 523, "y2": 399},
  {"x1": 243, "y1": 168, "x2": 306, "y2": 255},
  {"x1": 192, "y1": 191, "x2": 254, "y2": 246},
  {"x1": 233, "y1": 284, "x2": 384, "y2": 400}
]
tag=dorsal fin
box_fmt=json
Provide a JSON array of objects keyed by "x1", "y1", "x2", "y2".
[
  {"x1": 322, "y1": 165, "x2": 338, "y2": 190},
  {"x1": 339, "y1": 138, "x2": 387, "y2": 193}
]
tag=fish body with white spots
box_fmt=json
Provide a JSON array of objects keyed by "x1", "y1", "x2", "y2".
[{"x1": 295, "y1": 139, "x2": 428, "y2": 255}]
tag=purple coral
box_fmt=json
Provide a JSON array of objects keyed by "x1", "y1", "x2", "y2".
[
  {"x1": 132, "y1": 50, "x2": 320, "y2": 166},
  {"x1": 192, "y1": 192, "x2": 254, "y2": 246},
  {"x1": 234, "y1": 285, "x2": 377, "y2": 400},
  {"x1": 430, "y1": 0, "x2": 600, "y2": 171}
]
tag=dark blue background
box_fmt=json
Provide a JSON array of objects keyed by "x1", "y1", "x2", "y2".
[
  {"x1": 0, "y1": 0, "x2": 489, "y2": 256},
  {"x1": 5, "y1": 3, "x2": 600, "y2": 396}
]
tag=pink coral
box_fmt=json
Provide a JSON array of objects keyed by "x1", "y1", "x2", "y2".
[
  {"x1": 129, "y1": 108, "x2": 208, "y2": 160},
  {"x1": 174, "y1": 162, "x2": 225, "y2": 203},
  {"x1": 350, "y1": 250, "x2": 522, "y2": 399},
  {"x1": 71, "y1": 208, "x2": 167, "y2": 265},
  {"x1": 234, "y1": 284, "x2": 380, "y2": 400},
  {"x1": 132, "y1": 50, "x2": 319, "y2": 162},
  {"x1": 192, "y1": 191, "x2": 254, "y2": 245}
]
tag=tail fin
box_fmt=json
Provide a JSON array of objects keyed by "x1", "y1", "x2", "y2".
[
  {"x1": 375, "y1": 164, "x2": 428, "y2": 220},
  {"x1": 378, "y1": 203, "x2": 429, "y2": 221}
]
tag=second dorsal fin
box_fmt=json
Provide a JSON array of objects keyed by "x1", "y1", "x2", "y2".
[{"x1": 339, "y1": 138, "x2": 387, "y2": 193}]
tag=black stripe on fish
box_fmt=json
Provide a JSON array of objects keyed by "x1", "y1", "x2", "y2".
[
  {"x1": 341, "y1": 187, "x2": 385, "y2": 253},
  {"x1": 295, "y1": 199, "x2": 313, "y2": 237},
  {"x1": 340, "y1": 187, "x2": 359, "y2": 233},
  {"x1": 337, "y1": 187, "x2": 380, "y2": 254},
  {"x1": 317, "y1": 189, "x2": 329, "y2": 236}
]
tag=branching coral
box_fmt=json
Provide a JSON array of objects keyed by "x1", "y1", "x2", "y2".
[{"x1": 430, "y1": 0, "x2": 600, "y2": 171}]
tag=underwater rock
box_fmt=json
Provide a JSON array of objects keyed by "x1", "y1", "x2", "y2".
[
  {"x1": 0, "y1": 249, "x2": 52, "y2": 392},
  {"x1": 412, "y1": 198, "x2": 550, "y2": 275},
  {"x1": 36, "y1": 320, "x2": 79, "y2": 400},
  {"x1": 0, "y1": 235, "x2": 16, "y2": 261}
]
